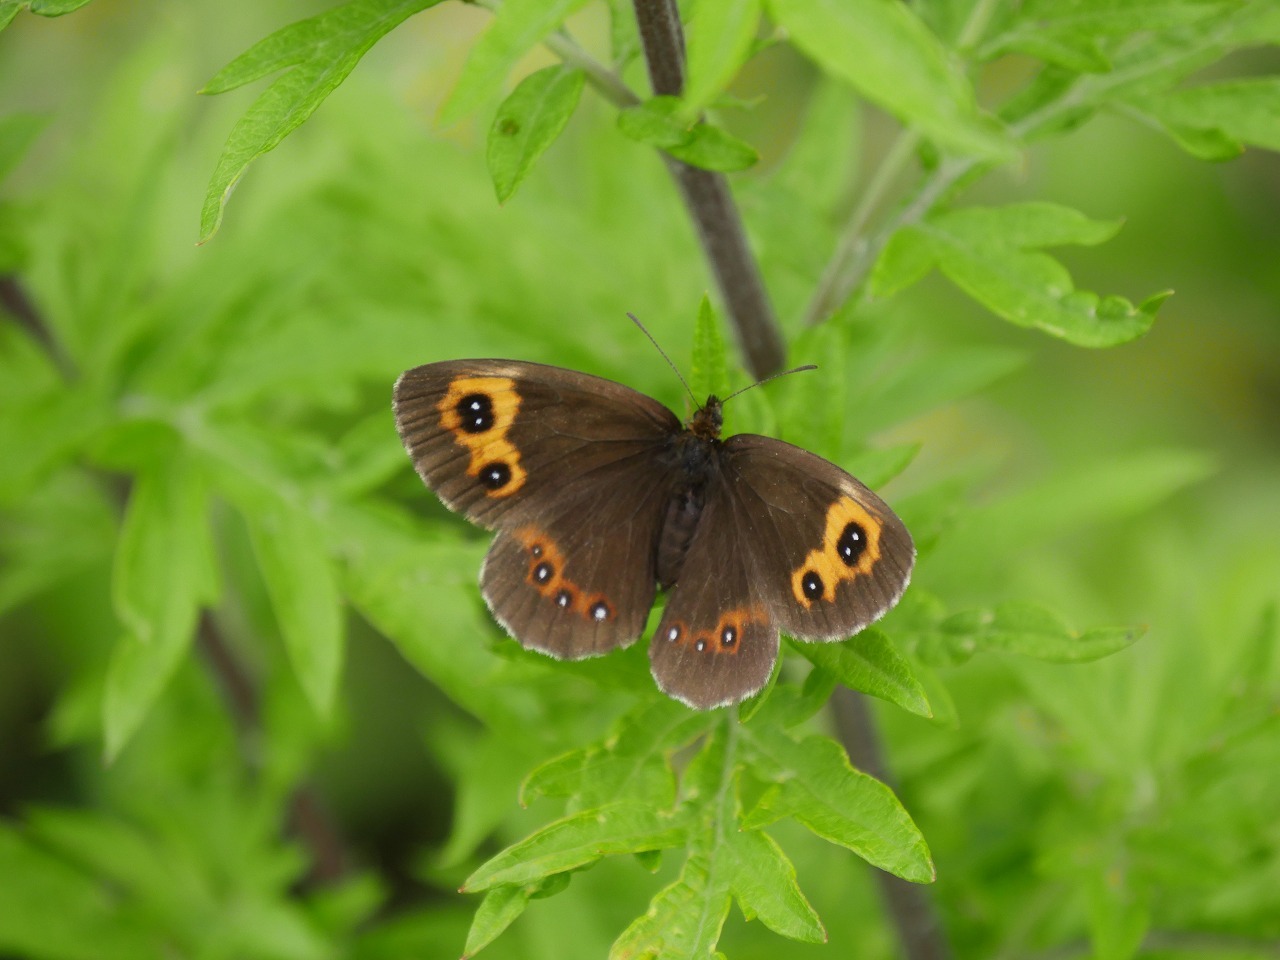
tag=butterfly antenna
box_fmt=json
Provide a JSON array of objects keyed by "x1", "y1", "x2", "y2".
[
  {"x1": 627, "y1": 312, "x2": 698, "y2": 406},
  {"x1": 721, "y1": 364, "x2": 818, "y2": 404}
]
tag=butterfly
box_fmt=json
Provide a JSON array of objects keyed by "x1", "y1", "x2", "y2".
[{"x1": 393, "y1": 359, "x2": 914, "y2": 710}]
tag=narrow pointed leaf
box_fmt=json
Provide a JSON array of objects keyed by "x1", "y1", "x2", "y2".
[
  {"x1": 682, "y1": 0, "x2": 763, "y2": 116},
  {"x1": 728, "y1": 828, "x2": 826, "y2": 943}
]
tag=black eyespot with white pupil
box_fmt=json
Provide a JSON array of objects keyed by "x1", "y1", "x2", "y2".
[
  {"x1": 837, "y1": 521, "x2": 867, "y2": 566},
  {"x1": 802, "y1": 570, "x2": 824, "y2": 600},
  {"x1": 530, "y1": 544, "x2": 543, "y2": 558},
  {"x1": 555, "y1": 589, "x2": 572, "y2": 608},
  {"x1": 590, "y1": 601, "x2": 610, "y2": 621},
  {"x1": 533, "y1": 562, "x2": 553, "y2": 583},
  {"x1": 721, "y1": 626, "x2": 737, "y2": 647},
  {"x1": 666, "y1": 626, "x2": 680, "y2": 642},
  {"x1": 456, "y1": 393, "x2": 494, "y2": 433},
  {"x1": 479, "y1": 461, "x2": 511, "y2": 490},
  {"x1": 694, "y1": 638, "x2": 707, "y2": 652}
]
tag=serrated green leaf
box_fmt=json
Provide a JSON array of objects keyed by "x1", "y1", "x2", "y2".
[
  {"x1": 618, "y1": 97, "x2": 758, "y2": 172},
  {"x1": 682, "y1": 0, "x2": 763, "y2": 116},
  {"x1": 767, "y1": 0, "x2": 1010, "y2": 158},
  {"x1": 792, "y1": 629, "x2": 931, "y2": 717},
  {"x1": 727, "y1": 829, "x2": 826, "y2": 943},
  {"x1": 0, "y1": 2, "x2": 19, "y2": 30},
  {"x1": 464, "y1": 802, "x2": 686, "y2": 892},
  {"x1": 874, "y1": 203, "x2": 1166, "y2": 347},
  {"x1": 742, "y1": 729, "x2": 933, "y2": 882},
  {"x1": 245, "y1": 492, "x2": 344, "y2": 716},
  {"x1": 440, "y1": 0, "x2": 591, "y2": 125},
  {"x1": 104, "y1": 453, "x2": 212, "y2": 761},
  {"x1": 487, "y1": 65, "x2": 584, "y2": 204},
  {"x1": 1130, "y1": 77, "x2": 1280, "y2": 158},
  {"x1": 610, "y1": 724, "x2": 738, "y2": 960},
  {"x1": 690, "y1": 295, "x2": 730, "y2": 401},
  {"x1": 199, "y1": 0, "x2": 443, "y2": 241},
  {"x1": 521, "y1": 699, "x2": 713, "y2": 811},
  {"x1": 610, "y1": 852, "x2": 732, "y2": 960}
]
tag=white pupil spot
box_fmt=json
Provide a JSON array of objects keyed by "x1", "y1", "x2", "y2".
[
  {"x1": 592, "y1": 604, "x2": 607, "y2": 621},
  {"x1": 667, "y1": 627, "x2": 679, "y2": 641}
]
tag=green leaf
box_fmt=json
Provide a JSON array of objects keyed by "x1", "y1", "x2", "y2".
[
  {"x1": 727, "y1": 829, "x2": 826, "y2": 943},
  {"x1": 766, "y1": 0, "x2": 1010, "y2": 158},
  {"x1": 610, "y1": 852, "x2": 732, "y2": 959},
  {"x1": 487, "y1": 65, "x2": 585, "y2": 204},
  {"x1": 463, "y1": 802, "x2": 686, "y2": 892},
  {"x1": 199, "y1": 0, "x2": 444, "y2": 241},
  {"x1": 105, "y1": 452, "x2": 213, "y2": 761},
  {"x1": 938, "y1": 602, "x2": 1145, "y2": 663},
  {"x1": 244, "y1": 492, "x2": 345, "y2": 716},
  {"x1": 463, "y1": 883, "x2": 529, "y2": 958},
  {"x1": 610, "y1": 724, "x2": 737, "y2": 960},
  {"x1": 1130, "y1": 77, "x2": 1280, "y2": 158},
  {"x1": 690, "y1": 295, "x2": 730, "y2": 402},
  {"x1": 792, "y1": 629, "x2": 932, "y2": 717},
  {"x1": 742, "y1": 729, "x2": 933, "y2": 882},
  {"x1": 873, "y1": 202, "x2": 1167, "y2": 347},
  {"x1": 520, "y1": 699, "x2": 714, "y2": 811},
  {"x1": 682, "y1": 0, "x2": 763, "y2": 116},
  {"x1": 618, "y1": 97, "x2": 759, "y2": 172},
  {"x1": 440, "y1": 0, "x2": 592, "y2": 125},
  {"x1": 29, "y1": 0, "x2": 96, "y2": 12}
]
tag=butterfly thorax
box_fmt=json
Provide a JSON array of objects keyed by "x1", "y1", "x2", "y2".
[{"x1": 655, "y1": 398, "x2": 724, "y2": 588}]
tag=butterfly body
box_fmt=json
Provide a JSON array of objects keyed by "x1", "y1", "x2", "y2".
[{"x1": 394, "y1": 360, "x2": 913, "y2": 709}]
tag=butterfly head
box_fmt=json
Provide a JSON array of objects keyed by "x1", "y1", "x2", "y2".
[{"x1": 687, "y1": 396, "x2": 724, "y2": 442}]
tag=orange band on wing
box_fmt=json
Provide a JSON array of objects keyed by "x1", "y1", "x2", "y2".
[
  {"x1": 660, "y1": 604, "x2": 767, "y2": 656},
  {"x1": 437, "y1": 376, "x2": 527, "y2": 498},
  {"x1": 789, "y1": 496, "x2": 883, "y2": 608},
  {"x1": 514, "y1": 526, "x2": 616, "y2": 623}
]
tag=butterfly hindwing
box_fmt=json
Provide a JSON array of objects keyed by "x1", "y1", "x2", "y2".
[
  {"x1": 650, "y1": 478, "x2": 780, "y2": 709},
  {"x1": 720, "y1": 434, "x2": 915, "y2": 642},
  {"x1": 394, "y1": 360, "x2": 680, "y2": 659}
]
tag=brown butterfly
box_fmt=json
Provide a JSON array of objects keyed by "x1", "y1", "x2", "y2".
[{"x1": 393, "y1": 359, "x2": 914, "y2": 709}]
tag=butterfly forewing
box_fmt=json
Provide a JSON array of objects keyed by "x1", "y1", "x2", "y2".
[{"x1": 720, "y1": 434, "x2": 915, "y2": 642}]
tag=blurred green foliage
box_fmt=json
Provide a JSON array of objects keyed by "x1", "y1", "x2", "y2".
[{"x1": 1, "y1": 1, "x2": 1278, "y2": 958}]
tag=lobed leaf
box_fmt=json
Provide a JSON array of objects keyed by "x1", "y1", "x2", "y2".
[
  {"x1": 767, "y1": 0, "x2": 1011, "y2": 158},
  {"x1": 464, "y1": 802, "x2": 687, "y2": 892},
  {"x1": 742, "y1": 728, "x2": 933, "y2": 883},
  {"x1": 199, "y1": 0, "x2": 444, "y2": 241},
  {"x1": 792, "y1": 629, "x2": 932, "y2": 717},
  {"x1": 872, "y1": 202, "x2": 1167, "y2": 347},
  {"x1": 487, "y1": 65, "x2": 585, "y2": 204},
  {"x1": 1128, "y1": 77, "x2": 1280, "y2": 159}
]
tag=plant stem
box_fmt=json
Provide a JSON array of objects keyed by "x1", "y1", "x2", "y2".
[
  {"x1": 631, "y1": 0, "x2": 785, "y2": 378},
  {"x1": 833, "y1": 689, "x2": 952, "y2": 960}
]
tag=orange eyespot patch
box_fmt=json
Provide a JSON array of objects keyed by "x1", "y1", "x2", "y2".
[
  {"x1": 515, "y1": 526, "x2": 615, "y2": 623},
  {"x1": 662, "y1": 605, "x2": 766, "y2": 655},
  {"x1": 437, "y1": 376, "x2": 527, "y2": 498},
  {"x1": 790, "y1": 496, "x2": 883, "y2": 608}
]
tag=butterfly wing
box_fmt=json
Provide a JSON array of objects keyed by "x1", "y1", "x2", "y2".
[
  {"x1": 720, "y1": 434, "x2": 914, "y2": 641},
  {"x1": 649, "y1": 434, "x2": 914, "y2": 710},
  {"x1": 649, "y1": 476, "x2": 780, "y2": 710},
  {"x1": 394, "y1": 360, "x2": 681, "y2": 659}
]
